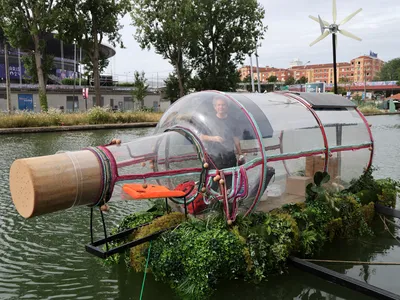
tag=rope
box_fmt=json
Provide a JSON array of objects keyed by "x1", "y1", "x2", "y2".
[
  {"x1": 305, "y1": 259, "x2": 400, "y2": 265},
  {"x1": 379, "y1": 214, "x2": 400, "y2": 245},
  {"x1": 85, "y1": 146, "x2": 114, "y2": 207},
  {"x1": 139, "y1": 241, "x2": 152, "y2": 300}
]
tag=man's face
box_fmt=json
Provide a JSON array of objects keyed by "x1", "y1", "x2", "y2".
[{"x1": 214, "y1": 99, "x2": 228, "y2": 114}]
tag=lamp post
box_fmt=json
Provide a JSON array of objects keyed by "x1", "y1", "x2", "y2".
[{"x1": 301, "y1": 60, "x2": 311, "y2": 92}]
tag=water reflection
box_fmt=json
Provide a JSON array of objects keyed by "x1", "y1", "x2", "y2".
[{"x1": 0, "y1": 117, "x2": 399, "y2": 299}]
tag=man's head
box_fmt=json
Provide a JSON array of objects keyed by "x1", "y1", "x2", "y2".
[{"x1": 213, "y1": 96, "x2": 229, "y2": 116}]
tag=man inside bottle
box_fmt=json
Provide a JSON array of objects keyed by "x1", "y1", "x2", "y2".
[{"x1": 199, "y1": 95, "x2": 245, "y2": 190}]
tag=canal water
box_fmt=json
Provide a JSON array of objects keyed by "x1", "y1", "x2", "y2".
[{"x1": 0, "y1": 115, "x2": 399, "y2": 300}]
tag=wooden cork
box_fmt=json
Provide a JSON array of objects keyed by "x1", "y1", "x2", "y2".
[{"x1": 9, "y1": 150, "x2": 102, "y2": 218}]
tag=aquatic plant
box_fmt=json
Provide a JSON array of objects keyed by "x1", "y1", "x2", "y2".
[{"x1": 104, "y1": 171, "x2": 398, "y2": 300}]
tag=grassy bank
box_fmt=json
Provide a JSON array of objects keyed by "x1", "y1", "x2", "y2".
[
  {"x1": 358, "y1": 105, "x2": 384, "y2": 115},
  {"x1": 0, "y1": 107, "x2": 163, "y2": 128}
]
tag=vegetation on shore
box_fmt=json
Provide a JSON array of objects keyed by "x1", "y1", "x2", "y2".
[
  {"x1": 0, "y1": 106, "x2": 162, "y2": 128},
  {"x1": 104, "y1": 170, "x2": 399, "y2": 300}
]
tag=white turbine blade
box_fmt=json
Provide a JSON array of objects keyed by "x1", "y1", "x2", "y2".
[
  {"x1": 332, "y1": 0, "x2": 337, "y2": 23},
  {"x1": 339, "y1": 29, "x2": 362, "y2": 41},
  {"x1": 339, "y1": 8, "x2": 362, "y2": 26},
  {"x1": 318, "y1": 15, "x2": 325, "y2": 34},
  {"x1": 309, "y1": 15, "x2": 329, "y2": 26},
  {"x1": 310, "y1": 30, "x2": 331, "y2": 47}
]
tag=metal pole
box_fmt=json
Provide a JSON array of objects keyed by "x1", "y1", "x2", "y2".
[
  {"x1": 79, "y1": 47, "x2": 82, "y2": 86},
  {"x1": 4, "y1": 42, "x2": 11, "y2": 113},
  {"x1": 332, "y1": 34, "x2": 338, "y2": 94},
  {"x1": 18, "y1": 48, "x2": 22, "y2": 87},
  {"x1": 255, "y1": 48, "x2": 261, "y2": 93},
  {"x1": 249, "y1": 55, "x2": 255, "y2": 93},
  {"x1": 60, "y1": 40, "x2": 64, "y2": 72},
  {"x1": 363, "y1": 68, "x2": 367, "y2": 100},
  {"x1": 73, "y1": 42, "x2": 76, "y2": 112}
]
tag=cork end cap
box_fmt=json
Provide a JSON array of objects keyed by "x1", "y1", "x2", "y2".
[{"x1": 9, "y1": 160, "x2": 35, "y2": 218}]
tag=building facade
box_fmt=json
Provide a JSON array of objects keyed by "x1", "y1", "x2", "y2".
[
  {"x1": 0, "y1": 86, "x2": 166, "y2": 113},
  {"x1": 239, "y1": 55, "x2": 385, "y2": 84}
]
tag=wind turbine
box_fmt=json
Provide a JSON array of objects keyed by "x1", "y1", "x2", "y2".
[{"x1": 309, "y1": 0, "x2": 362, "y2": 94}]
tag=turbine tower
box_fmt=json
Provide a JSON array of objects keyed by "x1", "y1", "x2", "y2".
[{"x1": 309, "y1": 0, "x2": 362, "y2": 94}]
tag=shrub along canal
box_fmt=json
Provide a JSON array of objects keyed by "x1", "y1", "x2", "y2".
[{"x1": 0, "y1": 115, "x2": 399, "y2": 300}]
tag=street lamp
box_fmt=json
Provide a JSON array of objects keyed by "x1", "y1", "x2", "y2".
[
  {"x1": 301, "y1": 60, "x2": 311, "y2": 92},
  {"x1": 124, "y1": 72, "x2": 131, "y2": 82}
]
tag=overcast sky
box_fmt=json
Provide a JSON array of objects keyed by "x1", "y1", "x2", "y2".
[{"x1": 105, "y1": 0, "x2": 400, "y2": 83}]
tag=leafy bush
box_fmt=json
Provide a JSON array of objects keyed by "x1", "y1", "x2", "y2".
[
  {"x1": 87, "y1": 106, "x2": 112, "y2": 124},
  {"x1": 103, "y1": 171, "x2": 396, "y2": 299}
]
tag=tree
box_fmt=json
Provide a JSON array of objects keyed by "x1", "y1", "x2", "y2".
[
  {"x1": 242, "y1": 74, "x2": 258, "y2": 83},
  {"x1": 375, "y1": 58, "x2": 400, "y2": 84},
  {"x1": 0, "y1": 0, "x2": 65, "y2": 111},
  {"x1": 80, "y1": 53, "x2": 110, "y2": 86},
  {"x1": 131, "y1": 71, "x2": 149, "y2": 109},
  {"x1": 58, "y1": 0, "x2": 130, "y2": 106},
  {"x1": 0, "y1": 29, "x2": 11, "y2": 113},
  {"x1": 188, "y1": 0, "x2": 267, "y2": 91},
  {"x1": 284, "y1": 76, "x2": 296, "y2": 85},
  {"x1": 268, "y1": 75, "x2": 278, "y2": 83},
  {"x1": 132, "y1": 0, "x2": 199, "y2": 98},
  {"x1": 21, "y1": 53, "x2": 54, "y2": 84},
  {"x1": 296, "y1": 76, "x2": 308, "y2": 84},
  {"x1": 163, "y1": 66, "x2": 192, "y2": 103}
]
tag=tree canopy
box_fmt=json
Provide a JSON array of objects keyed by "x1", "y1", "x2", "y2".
[
  {"x1": 131, "y1": 0, "x2": 199, "y2": 98},
  {"x1": 376, "y1": 58, "x2": 400, "y2": 85},
  {"x1": 57, "y1": 0, "x2": 130, "y2": 106},
  {"x1": 0, "y1": 0, "x2": 65, "y2": 110},
  {"x1": 131, "y1": 71, "x2": 149, "y2": 108},
  {"x1": 132, "y1": 0, "x2": 266, "y2": 94}
]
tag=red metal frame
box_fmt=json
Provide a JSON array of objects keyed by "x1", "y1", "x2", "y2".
[
  {"x1": 213, "y1": 91, "x2": 266, "y2": 218},
  {"x1": 354, "y1": 108, "x2": 374, "y2": 171},
  {"x1": 281, "y1": 92, "x2": 330, "y2": 172}
]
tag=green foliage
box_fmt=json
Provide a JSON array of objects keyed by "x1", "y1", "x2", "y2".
[
  {"x1": 61, "y1": 78, "x2": 80, "y2": 85},
  {"x1": 102, "y1": 169, "x2": 396, "y2": 299},
  {"x1": 57, "y1": 0, "x2": 130, "y2": 106},
  {"x1": 87, "y1": 106, "x2": 112, "y2": 124},
  {"x1": 130, "y1": 212, "x2": 186, "y2": 272},
  {"x1": 131, "y1": 0, "x2": 198, "y2": 97},
  {"x1": 163, "y1": 66, "x2": 192, "y2": 102},
  {"x1": 0, "y1": 110, "x2": 162, "y2": 128},
  {"x1": 376, "y1": 178, "x2": 400, "y2": 207},
  {"x1": 39, "y1": 91, "x2": 48, "y2": 112},
  {"x1": 296, "y1": 76, "x2": 308, "y2": 84},
  {"x1": 284, "y1": 76, "x2": 296, "y2": 85},
  {"x1": 131, "y1": 71, "x2": 149, "y2": 108},
  {"x1": 80, "y1": 53, "x2": 110, "y2": 83},
  {"x1": 306, "y1": 171, "x2": 337, "y2": 211},
  {"x1": 0, "y1": 0, "x2": 61, "y2": 109},
  {"x1": 268, "y1": 75, "x2": 278, "y2": 82},
  {"x1": 347, "y1": 167, "x2": 399, "y2": 208},
  {"x1": 21, "y1": 53, "x2": 54, "y2": 84},
  {"x1": 104, "y1": 211, "x2": 160, "y2": 265},
  {"x1": 132, "y1": 0, "x2": 267, "y2": 93},
  {"x1": 150, "y1": 218, "x2": 247, "y2": 300},
  {"x1": 375, "y1": 58, "x2": 400, "y2": 83}
]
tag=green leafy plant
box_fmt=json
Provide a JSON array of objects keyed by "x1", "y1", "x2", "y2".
[{"x1": 306, "y1": 171, "x2": 337, "y2": 210}]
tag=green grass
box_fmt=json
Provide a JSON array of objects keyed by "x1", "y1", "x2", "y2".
[
  {"x1": 0, "y1": 107, "x2": 163, "y2": 128},
  {"x1": 358, "y1": 105, "x2": 384, "y2": 115}
]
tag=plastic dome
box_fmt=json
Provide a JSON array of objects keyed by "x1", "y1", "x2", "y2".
[{"x1": 103, "y1": 91, "x2": 373, "y2": 219}]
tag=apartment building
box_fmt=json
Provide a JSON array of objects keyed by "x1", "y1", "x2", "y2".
[{"x1": 239, "y1": 55, "x2": 384, "y2": 84}]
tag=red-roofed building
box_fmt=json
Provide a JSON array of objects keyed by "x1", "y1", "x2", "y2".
[{"x1": 239, "y1": 55, "x2": 384, "y2": 84}]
